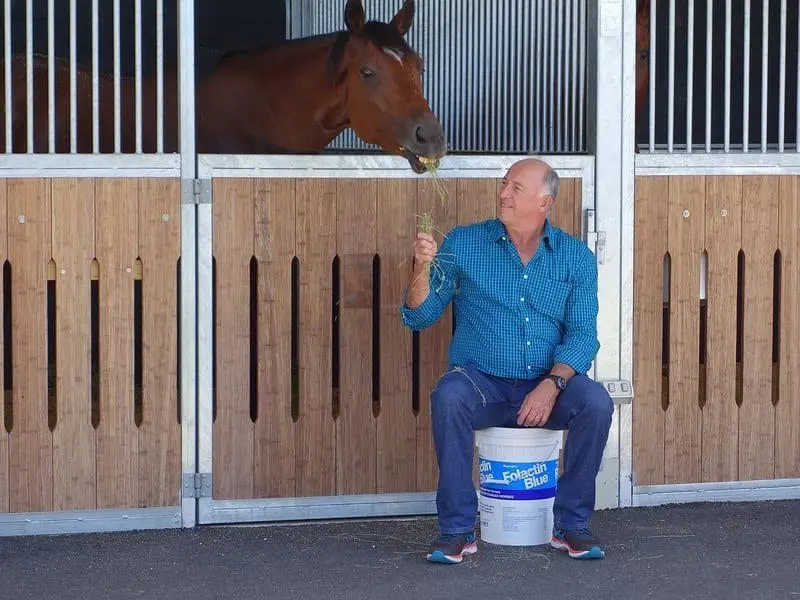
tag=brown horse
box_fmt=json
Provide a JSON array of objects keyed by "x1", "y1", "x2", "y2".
[
  {"x1": 636, "y1": 0, "x2": 652, "y2": 138},
  {"x1": 0, "y1": 0, "x2": 446, "y2": 173}
]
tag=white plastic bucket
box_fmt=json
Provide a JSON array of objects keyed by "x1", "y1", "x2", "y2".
[{"x1": 475, "y1": 427, "x2": 563, "y2": 546}]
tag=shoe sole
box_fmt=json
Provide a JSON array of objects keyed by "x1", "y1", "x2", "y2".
[
  {"x1": 550, "y1": 537, "x2": 605, "y2": 560},
  {"x1": 426, "y1": 542, "x2": 478, "y2": 564}
]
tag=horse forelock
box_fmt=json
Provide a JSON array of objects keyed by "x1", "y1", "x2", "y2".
[{"x1": 325, "y1": 20, "x2": 416, "y2": 80}]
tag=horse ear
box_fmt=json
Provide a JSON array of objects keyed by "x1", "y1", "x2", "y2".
[
  {"x1": 390, "y1": 0, "x2": 415, "y2": 36},
  {"x1": 344, "y1": 0, "x2": 365, "y2": 35}
]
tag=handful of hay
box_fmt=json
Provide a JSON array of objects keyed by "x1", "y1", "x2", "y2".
[{"x1": 415, "y1": 211, "x2": 453, "y2": 293}]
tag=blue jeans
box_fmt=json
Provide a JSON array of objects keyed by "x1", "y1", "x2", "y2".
[{"x1": 430, "y1": 363, "x2": 614, "y2": 535}]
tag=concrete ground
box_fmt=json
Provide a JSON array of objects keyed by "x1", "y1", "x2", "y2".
[{"x1": 1, "y1": 499, "x2": 798, "y2": 600}]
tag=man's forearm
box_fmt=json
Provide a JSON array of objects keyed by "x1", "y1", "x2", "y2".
[{"x1": 406, "y1": 264, "x2": 430, "y2": 309}]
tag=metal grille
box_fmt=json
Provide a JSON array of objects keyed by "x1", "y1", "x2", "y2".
[
  {"x1": 287, "y1": 0, "x2": 590, "y2": 154},
  {"x1": 1, "y1": 0, "x2": 176, "y2": 154},
  {"x1": 640, "y1": 0, "x2": 800, "y2": 154}
]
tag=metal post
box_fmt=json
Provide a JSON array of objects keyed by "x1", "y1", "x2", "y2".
[{"x1": 178, "y1": 0, "x2": 198, "y2": 529}]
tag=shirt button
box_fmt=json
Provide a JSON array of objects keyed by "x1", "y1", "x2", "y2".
[
  {"x1": 520, "y1": 297, "x2": 525, "y2": 302},
  {"x1": 527, "y1": 341, "x2": 531, "y2": 346},
  {"x1": 525, "y1": 317, "x2": 529, "y2": 322},
  {"x1": 523, "y1": 274, "x2": 528, "y2": 279},
  {"x1": 527, "y1": 365, "x2": 531, "y2": 370}
]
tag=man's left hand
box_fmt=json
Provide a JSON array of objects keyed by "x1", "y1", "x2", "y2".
[{"x1": 517, "y1": 380, "x2": 560, "y2": 427}]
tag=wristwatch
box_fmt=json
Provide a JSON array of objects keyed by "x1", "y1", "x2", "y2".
[{"x1": 543, "y1": 374, "x2": 567, "y2": 391}]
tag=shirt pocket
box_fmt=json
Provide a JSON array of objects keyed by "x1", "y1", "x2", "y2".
[{"x1": 528, "y1": 277, "x2": 573, "y2": 322}]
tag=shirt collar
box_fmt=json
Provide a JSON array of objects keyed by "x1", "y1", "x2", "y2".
[{"x1": 487, "y1": 218, "x2": 557, "y2": 250}]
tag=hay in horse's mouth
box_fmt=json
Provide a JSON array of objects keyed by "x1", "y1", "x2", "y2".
[{"x1": 402, "y1": 148, "x2": 440, "y2": 174}]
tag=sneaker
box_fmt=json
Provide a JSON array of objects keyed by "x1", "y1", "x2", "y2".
[
  {"x1": 550, "y1": 527, "x2": 605, "y2": 559},
  {"x1": 426, "y1": 533, "x2": 478, "y2": 564}
]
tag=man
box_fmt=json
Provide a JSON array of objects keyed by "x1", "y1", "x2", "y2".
[{"x1": 400, "y1": 158, "x2": 613, "y2": 564}]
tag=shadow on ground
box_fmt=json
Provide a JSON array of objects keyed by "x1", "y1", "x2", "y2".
[{"x1": 1, "y1": 500, "x2": 798, "y2": 600}]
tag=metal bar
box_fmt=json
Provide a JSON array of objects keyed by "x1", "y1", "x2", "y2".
[
  {"x1": 633, "y1": 478, "x2": 800, "y2": 507},
  {"x1": 724, "y1": 0, "x2": 731, "y2": 152},
  {"x1": 92, "y1": 0, "x2": 99, "y2": 153},
  {"x1": 70, "y1": 0, "x2": 77, "y2": 153},
  {"x1": 649, "y1": 0, "x2": 655, "y2": 152},
  {"x1": 761, "y1": 0, "x2": 769, "y2": 152},
  {"x1": 705, "y1": 0, "x2": 712, "y2": 152},
  {"x1": 548, "y1": 0, "x2": 555, "y2": 151},
  {"x1": 556, "y1": 0, "x2": 563, "y2": 153},
  {"x1": 114, "y1": 0, "x2": 121, "y2": 153},
  {"x1": 571, "y1": 0, "x2": 578, "y2": 152},
  {"x1": 743, "y1": 0, "x2": 750, "y2": 152},
  {"x1": 157, "y1": 0, "x2": 164, "y2": 153},
  {"x1": 26, "y1": 0, "x2": 33, "y2": 153},
  {"x1": 178, "y1": 0, "x2": 196, "y2": 171},
  {"x1": 778, "y1": 0, "x2": 787, "y2": 152},
  {"x1": 667, "y1": 0, "x2": 675, "y2": 152},
  {"x1": 686, "y1": 0, "x2": 694, "y2": 152},
  {"x1": 797, "y1": 0, "x2": 800, "y2": 153},
  {"x1": 0, "y1": 507, "x2": 182, "y2": 537},
  {"x1": 489, "y1": 1, "x2": 498, "y2": 151},
  {"x1": 136, "y1": 0, "x2": 143, "y2": 153},
  {"x1": 536, "y1": 0, "x2": 543, "y2": 151},
  {"x1": 635, "y1": 151, "x2": 800, "y2": 175},
  {"x1": 578, "y1": 0, "x2": 586, "y2": 151},
  {"x1": 4, "y1": 0, "x2": 12, "y2": 152},
  {"x1": 0, "y1": 153, "x2": 180, "y2": 177},
  {"x1": 48, "y1": 0, "x2": 55, "y2": 153}
]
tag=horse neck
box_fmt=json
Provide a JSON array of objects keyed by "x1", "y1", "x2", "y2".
[{"x1": 197, "y1": 35, "x2": 349, "y2": 153}]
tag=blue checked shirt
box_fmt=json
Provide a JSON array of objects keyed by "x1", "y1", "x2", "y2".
[{"x1": 400, "y1": 218, "x2": 600, "y2": 379}]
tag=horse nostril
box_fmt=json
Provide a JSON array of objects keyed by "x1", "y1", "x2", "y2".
[{"x1": 415, "y1": 126, "x2": 428, "y2": 144}]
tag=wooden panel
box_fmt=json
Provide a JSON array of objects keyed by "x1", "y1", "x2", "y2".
[
  {"x1": 550, "y1": 178, "x2": 580, "y2": 235},
  {"x1": 335, "y1": 179, "x2": 377, "y2": 494},
  {"x1": 664, "y1": 176, "x2": 704, "y2": 484},
  {"x1": 415, "y1": 177, "x2": 457, "y2": 492},
  {"x1": 295, "y1": 179, "x2": 337, "y2": 497},
  {"x1": 7, "y1": 179, "x2": 52, "y2": 512},
  {"x1": 633, "y1": 176, "x2": 668, "y2": 485},
  {"x1": 702, "y1": 176, "x2": 740, "y2": 482},
  {"x1": 51, "y1": 178, "x2": 96, "y2": 511},
  {"x1": 95, "y1": 179, "x2": 139, "y2": 508},
  {"x1": 777, "y1": 176, "x2": 800, "y2": 478},
  {"x1": 138, "y1": 179, "x2": 181, "y2": 507},
  {"x1": 253, "y1": 178, "x2": 297, "y2": 499},
  {"x1": 0, "y1": 181, "x2": 7, "y2": 513},
  {"x1": 740, "y1": 176, "x2": 778, "y2": 480},
  {"x1": 376, "y1": 179, "x2": 416, "y2": 493},
  {"x1": 212, "y1": 178, "x2": 255, "y2": 500}
]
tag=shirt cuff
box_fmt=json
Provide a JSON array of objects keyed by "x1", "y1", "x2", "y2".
[{"x1": 399, "y1": 288, "x2": 444, "y2": 331}]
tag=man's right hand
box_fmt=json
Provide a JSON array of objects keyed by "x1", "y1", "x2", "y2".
[{"x1": 413, "y1": 233, "x2": 438, "y2": 269}]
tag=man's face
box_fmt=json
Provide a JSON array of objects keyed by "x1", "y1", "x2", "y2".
[{"x1": 497, "y1": 162, "x2": 551, "y2": 230}]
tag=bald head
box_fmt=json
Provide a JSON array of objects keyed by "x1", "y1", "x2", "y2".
[{"x1": 510, "y1": 158, "x2": 560, "y2": 200}]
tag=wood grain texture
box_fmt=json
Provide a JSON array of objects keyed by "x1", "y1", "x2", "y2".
[
  {"x1": 138, "y1": 178, "x2": 181, "y2": 507},
  {"x1": 212, "y1": 178, "x2": 255, "y2": 500},
  {"x1": 739, "y1": 176, "x2": 779, "y2": 480},
  {"x1": 295, "y1": 178, "x2": 337, "y2": 497},
  {"x1": 253, "y1": 178, "x2": 297, "y2": 499},
  {"x1": 94, "y1": 178, "x2": 139, "y2": 509},
  {"x1": 776, "y1": 176, "x2": 800, "y2": 478},
  {"x1": 702, "y1": 176, "x2": 740, "y2": 482},
  {"x1": 51, "y1": 178, "x2": 96, "y2": 511},
  {"x1": 375, "y1": 179, "x2": 417, "y2": 494},
  {"x1": 7, "y1": 179, "x2": 52, "y2": 512},
  {"x1": 335, "y1": 179, "x2": 377, "y2": 494},
  {"x1": 633, "y1": 176, "x2": 669, "y2": 485},
  {"x1": 664, "y1": 175, "x2": 705, "y2": 484}
]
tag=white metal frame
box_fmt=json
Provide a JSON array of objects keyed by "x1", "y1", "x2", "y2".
[{"x1": 194, "y1": 153, "x2": 599, "y2": 525}]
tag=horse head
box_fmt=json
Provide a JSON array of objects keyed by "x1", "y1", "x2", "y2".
[
  {"x1": 328, "y1": 0, "x2": 446, "y2": 173},
  {"x1": 636, "y1": 0, "x2": 651, "y2": 136}
]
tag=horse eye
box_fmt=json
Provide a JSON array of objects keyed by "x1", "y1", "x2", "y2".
[{"x1": 360, "y1": 67, "x2": 375, "y2": 79}]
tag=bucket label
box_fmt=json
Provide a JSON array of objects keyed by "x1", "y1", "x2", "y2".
[{"x1": 478, "y1": 457, "x2": 558, "y2": 501}]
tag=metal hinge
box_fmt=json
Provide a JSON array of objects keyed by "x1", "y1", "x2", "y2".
[
  {"x1": 584, "y1": 209, "x2": 607, "y2": 265},
  {"x1": 183, "y1": 472, "x2": 212, "y2": 498},
  {"x1": 182, "y1": 178, "x2": 212, "y2": 205}
]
